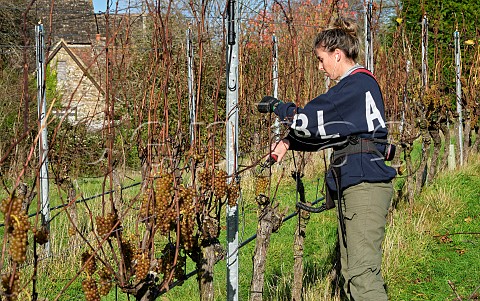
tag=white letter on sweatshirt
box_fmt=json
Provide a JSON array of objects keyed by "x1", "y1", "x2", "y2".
[
  {"x1": 292, "y1": 113, "x2": 311, "y2": 137},
  {"x1": 365, "y1": 91, "x2": 385, "y2": 131}
]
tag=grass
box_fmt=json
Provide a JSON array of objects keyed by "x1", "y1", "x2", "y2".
[
  {"x1": 384, "y1": 154, "x2": 480, "y2": 301},
  {"x1": 1, "y1": 152, "x2": 479, "y2": 301}
]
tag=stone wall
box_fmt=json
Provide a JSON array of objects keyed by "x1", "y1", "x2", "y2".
[{"x1": 50, "y1": 43, "x2": 106, "y2": 131}]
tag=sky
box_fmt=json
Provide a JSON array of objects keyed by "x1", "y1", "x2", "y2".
[
  {"x1": 92, "y1": 0, "x2": 107, "y2": 13},
  {"x1": 92, "y1": 0, "x2": 141, "y2": 13}
]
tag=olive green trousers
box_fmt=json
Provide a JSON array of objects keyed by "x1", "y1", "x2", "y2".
[{"x1": 335, "y1": 181, "x2": 393, "y2": 301}]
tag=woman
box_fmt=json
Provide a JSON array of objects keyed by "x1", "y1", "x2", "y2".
[{"x1": 258, "y1": 18, "x2": 396, "y2": 300}]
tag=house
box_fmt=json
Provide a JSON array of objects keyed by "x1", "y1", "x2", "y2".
[{"x1": 34, "y1": 0, "x2": 145, "y2": 130}]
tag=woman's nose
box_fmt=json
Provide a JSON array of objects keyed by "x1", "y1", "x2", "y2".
[{"x1": 318, "y1": 62, "x2": 324, "y2": 71}]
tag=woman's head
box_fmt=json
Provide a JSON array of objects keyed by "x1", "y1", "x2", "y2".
[
  {"x1": 314, "y1": 17, "x2": 359, "y2": 79},
  {"x1": 314, "y1": 18, "x2": 359, "y2": 61}
]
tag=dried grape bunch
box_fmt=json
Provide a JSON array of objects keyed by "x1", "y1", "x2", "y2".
[
  {"x1": 179, "y1": 186, "x2": 197, "y2": 250},
  {"x1": 154, "y1": 173, "x2": 176, "y2": 234},
  {"x1": 178, "y1": 186, "x2": 195, "y2": 215},
  {"x1": 157, "y1": 243, "x2": 176, "y2": 277},
  {"x1": 81, "y1": 277, "x2": 100, "y2": 301},
  {"x1": 213, "y1": 170, "x2": 228, "y2": 198},
  {"x1": 120, "y1": 237, "x2": 137, "y2": 271},
  {"x1": 0, "y1": 195, "x2": 22, "y2": 216},
  {"x1": 81, "y1": 251, "x2": 97, "y2": 275},
  {"x1": 189, "y1": 150, "x2": 204, "y2": 163},
  {"x1": 198, "y1": 169, "x2": 211, "y2": 188},
  {"x1": 32, "y1": 226, "x2": 50, "y2": 246},
  {"x1": 98, "y1": 267, "x2": 113, "y2": 296},
  {"x1": 227, "y1": 181, "x2": 240, "y2": 207},
  {"x1": 2, "y1": 195, "x2": 31, "y2": 264},
  {"x1": 9, "y1": 212, "x2": 30, "y2": 263},
  {"x1": 180, "y1": 214, "x2": 196, "y2": 251},
  {"x1": 1, "y1": 272, "x2": 20, "y2": 301},
  {"x1": 209, "y1": 148, "x2": 223, "y2": 163},
  {"x1": 95, "y1": 212, "x2": 118, "y2": 238},
  {"x1": 255, "y1": 176, "x2": 269, "y2": 196},
  {"x1": 134, "y1": 251, "x2": 150, "y2": 281}
]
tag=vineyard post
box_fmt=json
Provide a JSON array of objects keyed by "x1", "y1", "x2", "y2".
[
  {"x1": 187, "y1": 27, "x2": 196, "y2": 144},
  {"x1": 364, "y1": 0, "x2": 374, "y2": 72},
  {"x1": 454, "y1": 29, "x2": 464, "y2": 166},
  {"x1": 272, "y1": 34, "x2": 280, "y2": 140},
  {"x1": 421, "y1": 14, "x2": 428, "y2": 89},
  {"x1": 226, "y1": 0, "x2": 240, "y2": 299},
  {"x1": 35, "y1": 22, "x2": 50, "y2": 255}
]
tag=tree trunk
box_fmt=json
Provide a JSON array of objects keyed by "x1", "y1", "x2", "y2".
[
  {"x1": 292, "y1": 207, "x2": 310, "y2": 301},
  {"x1": 403, "y1": 144, "x2": 415, "y2": 209},
  {"x1": 439, "y1": 121, "x2": 450, "y2": 171},
  {"x1": 427, "y1": 124, "x2": 441, "y2": 182},
  {"x1": 198, "y1": 239, "x2": 222, "y2": 301},
  {"x1": 415, "y1": 121, "x2": 431, "y2": 192},
  {"x1": 474, "y1": 125, "x2": 480, "y2": 152},
  {"x1": 250, "y1": 200, "x2": 284, "y2": 301},
  {"x1": 463, "y1": 116, "x2": 472, "y2": 161}
]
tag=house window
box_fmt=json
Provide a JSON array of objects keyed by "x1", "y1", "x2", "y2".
[{"x1": 57, "y1": 61, "x2": 67, "y2": 81}]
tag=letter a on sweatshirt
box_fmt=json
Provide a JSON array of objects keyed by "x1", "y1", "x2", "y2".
[{"x1": 365, "y1": 91, "x2": 385, "y2": 131}]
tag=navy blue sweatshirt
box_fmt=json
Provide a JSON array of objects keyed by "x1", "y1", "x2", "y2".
[{"x1": 273, "y1": 68, "x2": 397, "y2": 191}]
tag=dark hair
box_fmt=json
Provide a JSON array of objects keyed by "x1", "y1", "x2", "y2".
[{"x1": 314, "y1": 18, "x2": 359, "y2": 60}]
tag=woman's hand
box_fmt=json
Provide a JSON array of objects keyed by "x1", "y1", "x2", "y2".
[{"x1": 269, "y1": 139, "x2": 290, "y2": 162}]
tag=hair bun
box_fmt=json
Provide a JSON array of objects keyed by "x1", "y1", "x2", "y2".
[{"x1": 331, "y1": 17, "x2": 358, "y2": 38}]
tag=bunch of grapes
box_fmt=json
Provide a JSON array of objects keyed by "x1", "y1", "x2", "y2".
[
  {"x1": 81, "y1": 251, "x2": 97, "y2": 275},
  {"x1": 95, "y1": 212, "x2": 118, "y2": 238},
  {"x1": 227, "y1": 181, "x2": 240, "y2": 207},
  {"x1": 178, "y1": 186, "x2": 195, "y2": 215},
  {"x1": 134, "y1": 251, "x2": 150, "y2": 281},
  {"x1": 120, "y1": 237, "x2": 137, "y2": 271},
  {"x1": 189, "y1": 150, "x2": 204, "y2": 163},
  {"x1": 9, "y1": 213, "x2": 30, "y2": 263},
  {"x1": 157, "y1": 243, "x2": 175, "y2": 278},
  {"x1": 1, "y1": 195, "x2": 31, "y2": 264},
  {"x1": 179, "y1": 186, "x2": 196, "y2": 247},
  {"x1": 154, "y1": 174, "x2": 175, "y2": 234},
  {"x1": 81, "y1": 277, "x2": 100, "y2": 301},
  {"x1": 0, "y1": 195, "x2": 22, "y2": 215},
  {"x1": 198, "y1": 169, "x2": 212, "y2": 190},
  {"x1": 1, "y1": 272, "x2": 20, "y2": 301},
  {"x1": 180, "y1": 214, "x2": 196, "y2": 251},
  {"x1": 213, "y1": 170, "x2": 228, "y2": 198},
  {"x1": 255, "y1": 176, "x2": 269, "y2": 196},
  {"x1": 206, "y1": 148, "x2": 221, "y2": 164},
  {"x1": 97, "y1": 267, "x2": 113, "y2": 296},
  {"x1": 32, "y1": 225, "x2": 49, "y2": 245}
]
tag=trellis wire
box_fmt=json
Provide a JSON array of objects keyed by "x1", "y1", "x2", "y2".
[{"x1": 0, "y1": 181, "x2": 142, "y2": 228}]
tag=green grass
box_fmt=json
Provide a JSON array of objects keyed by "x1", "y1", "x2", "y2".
[{"x1": 385, "y1": 156, "x2": 480, "y2": 301}]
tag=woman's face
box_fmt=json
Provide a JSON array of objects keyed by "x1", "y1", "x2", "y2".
[{"x1": 314, "y1": 47, "x2": 339, "y2": 80}]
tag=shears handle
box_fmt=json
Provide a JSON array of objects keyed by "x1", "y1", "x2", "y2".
[{"x1": 264, "y1": 154, "x2": 278, "y2": 167}]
